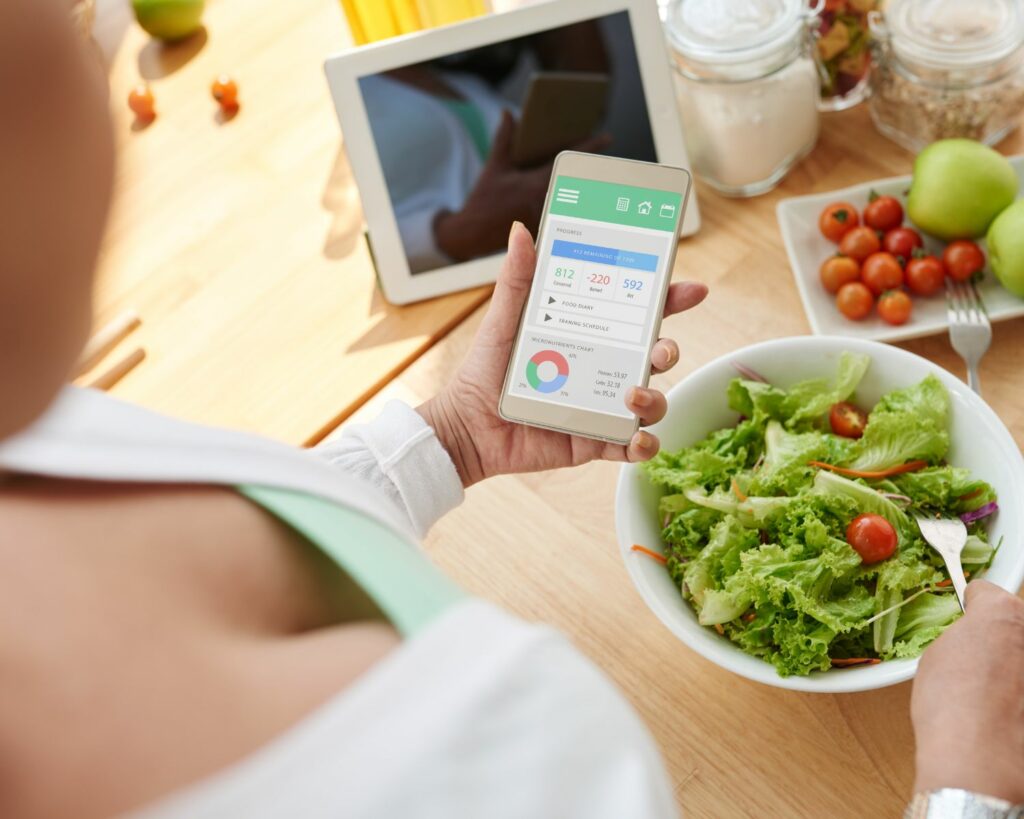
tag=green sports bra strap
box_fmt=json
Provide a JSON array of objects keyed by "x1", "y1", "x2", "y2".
[{"x1": 238, "y1": 485, "x2": 464, "y2": 637}]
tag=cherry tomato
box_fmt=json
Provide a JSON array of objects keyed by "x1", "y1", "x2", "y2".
[
  {"x1": 905, "y1": 254, "x2": 946, "y2": 296},
  {"x1": 211, "y1": 75, "x2": 240, "y2": 111},
  {"x1": 829, "y1": 401, "x2": 868, "y2": 439},
  {"x1": 846, "y1": 513, "x2": 898, "y2": 565},
  {"x1": 839, "y1": 226, "x2": 882, "y2": 263},
  {"x1": 863, "y1": 192, "x2": 904, "y2": 232},
  {"x1": 128, "y1": 83, "x2": 156, "y2": 122},
  {"x1": 820, "y1": 255, "x2": 861, "y2": 293},
  {"x1": 882, "y1": 227, "x2": 924, "y2": 264},
  {"x1": 942, "y1": 240, "x2": 985, "y2": 282},
  {"x1": 861, "y1": 252, "x2": 904, "y2": 295},
  {"x1": 878, "y1": 289, "x2": 913, "y2": 326},
  {"x1": 819, "y1": 202, "x2": 860, "y2": 243},
  {"x1": 836, "y1": 281, "x2": 874, "y2": 321}
]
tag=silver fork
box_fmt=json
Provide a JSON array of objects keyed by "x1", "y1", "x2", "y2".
[
  {"x1": 946, "y1": 278, "x2": 992, "y2": 395},
  {"x1": 916, "y1": 516, "x2": 969, "y2": 612}
]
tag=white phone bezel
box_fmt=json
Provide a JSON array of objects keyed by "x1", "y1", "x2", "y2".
[{"x1": 498, "y1": 151, "x2": 692, "y2": 444}]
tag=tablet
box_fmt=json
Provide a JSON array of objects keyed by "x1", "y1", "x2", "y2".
[{"x1": 325, "y1": 0, "x2": 700, "y2": 305}]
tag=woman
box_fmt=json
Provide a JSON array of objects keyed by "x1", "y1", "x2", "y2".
[{"x1": 1, "y1": 2, "x2": 1021, "y2": 818}]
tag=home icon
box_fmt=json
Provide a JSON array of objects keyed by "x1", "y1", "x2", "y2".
[{"x1": 637, "y1": 201, "x2": 653, "y2": 215}]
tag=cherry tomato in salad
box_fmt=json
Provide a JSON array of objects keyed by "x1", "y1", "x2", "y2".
[
  {"x1": 942, "y1": 240, "x2": 986, "y2": 282},
  {"x1": 861, "y1": 252, "x2": 904, "y2": 295},
  {"x1": 846, "y1": 513, "x2": 898, "y2": 565},
  {"x1": 128, "y1": 84, "x2": 156, "y2": 122},
  {"x1": 882, "y1": 226, "x2": 923, "y2": 264},
  {"x1": 829, "y1": 401, "x2": 868, "y2": 439},
  {"x1": 836, "y1": 281, "x2": 874, "y2": 320},
  {"x1": 820, "y1": 255, "x2": 861, "y2": 293},
  {"x1": 819, "y1": 202, "x2": 860, "y2": 243},
  {"x1": 878, "y1": 289, "x2": 913, "y2": 326},
  {"x1": 905, "y1": 254, "x2": 946, "y2": 296},
  {"x1": 863, "y1": 192, "x2": 904, "y2": 232},
  {"x1": 211, "y1": 75, "x2": 240, "y2": 111},
  {"x1": 839, "y1": 226, "x2": 882, "y2": 263}
]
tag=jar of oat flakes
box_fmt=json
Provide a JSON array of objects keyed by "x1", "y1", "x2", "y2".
[{"x1": 868, "y1": 0, "x2": 1024, "y2": 152}]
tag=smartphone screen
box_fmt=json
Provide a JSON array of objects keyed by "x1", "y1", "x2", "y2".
[{"x1": 501, "y1": 155, "x2": 689, "y2": 442}]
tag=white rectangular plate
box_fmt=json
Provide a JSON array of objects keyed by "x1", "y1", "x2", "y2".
[{"x1": 776, "y1": 156, "x2": 1024, "y2": 343}]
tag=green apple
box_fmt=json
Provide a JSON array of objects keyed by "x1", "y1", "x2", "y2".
[
  {"x1": 132, "y1": 0, "x2": 205, "y2": 42},
  {"x1": 987, "y1": 200, "x2": 1024, "y2": 298},
  {"x1": 907, "y1": 139, "x2": 1018, "y2": 241}
]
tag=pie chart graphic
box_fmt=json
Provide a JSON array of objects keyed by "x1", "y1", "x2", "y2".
[{"x1": 526, "y1": 350, "x2": 569, "y2": 394}]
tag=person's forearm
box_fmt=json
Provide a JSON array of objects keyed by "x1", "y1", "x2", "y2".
[
  {"x1": 416, "y1": 393, "x2": 485, "y2": 489},
  {"x1": 316, "y1": 401, "x2": 465, "y2": 537}
]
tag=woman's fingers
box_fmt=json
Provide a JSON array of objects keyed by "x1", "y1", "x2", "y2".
[
  {"x1": 650, "y1": 338, "x2": 679, "y2": 374},
  {"x1": 626, "y1": 387, "x2": 667, "y2": 426},
  {"x1": 627, "y1": 429, "x2": 660, "y2": 462},
  {"x1": 664, "y1": 281, "x2": 708, "y2": 317}
]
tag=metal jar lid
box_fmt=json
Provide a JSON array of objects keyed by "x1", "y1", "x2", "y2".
[{"x1": 882, "y1": 0, "x2": 1024, "y2": 71}]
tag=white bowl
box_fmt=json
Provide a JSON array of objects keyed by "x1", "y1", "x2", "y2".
[{"x1": 616, "y1": 337, "x2": 1024, "y2": 693}]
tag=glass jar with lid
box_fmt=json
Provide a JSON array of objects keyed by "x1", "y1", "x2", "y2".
[
  {"x1": 869, "y1": 0, "x2": 1024, "y2": 152},
  {"x1": 665, "y1": 0, "x2": 823, "y2": 197}
]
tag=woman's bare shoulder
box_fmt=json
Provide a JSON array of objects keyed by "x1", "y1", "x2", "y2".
[{"x1": 0, "y1": 479, "x2": 400, "y2": 819}]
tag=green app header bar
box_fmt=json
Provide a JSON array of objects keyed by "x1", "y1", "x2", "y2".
[{"x1": 548, "y1": 175, "x2": 683, "y2": 232}]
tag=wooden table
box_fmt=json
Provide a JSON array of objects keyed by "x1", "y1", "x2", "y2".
[
  {"x1": 331, "y1": 106, "x2": 1024, "y2": 818},
  {"x1": 90, "y1": 2, "x2": 1024, "y2": 814},
  {"x1": 88, "y1": 0, "x2": 490, "y2": 445}
]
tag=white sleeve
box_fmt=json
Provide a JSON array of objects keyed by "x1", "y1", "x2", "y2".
[{"x1": 314, "y1": 401, "x2": 465, "y2": 539}]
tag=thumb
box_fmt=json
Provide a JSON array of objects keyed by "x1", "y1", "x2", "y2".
[
  {"x1": 964, "y1": 579, "x2": 1007, "y2": 609},
  {"x1": 489, "y1": 110, "x2": 516, "y2": 167},
  {"x1": 480, "y1": 221, "x2": 537, "y2": 344}
]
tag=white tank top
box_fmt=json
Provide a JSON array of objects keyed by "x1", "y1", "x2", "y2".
[{"x1": 0, "y1": 388, "x2": 677, "y2": 819}]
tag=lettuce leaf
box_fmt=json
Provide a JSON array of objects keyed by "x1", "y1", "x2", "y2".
[
  {"x1": 683, "y1": 516, "x2": 760, "y2": 615},
  {"x1": 845, "y1": 375, "x2": 950, "y2": 472},
  {"x1": 727, "y1": 352, "x2": 870, "y2": 431},
  {"x1": 886, "y1": 592, "x2": 961, "y2": 659},
  {"x1": 891, "y1": 466, "x2": 997, "y2": 515},
  {"x1": 812, "y1": 470, "x2": 912, "y2": 538}
]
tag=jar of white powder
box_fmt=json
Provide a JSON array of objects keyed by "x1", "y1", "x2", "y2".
[{"x1": 666, "y1": 0, "x2": 823, "y2": 197}]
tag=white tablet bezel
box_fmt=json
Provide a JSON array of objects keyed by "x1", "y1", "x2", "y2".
[{"x1": 324, "y1": 0, "x2": 700, "y2": 305}]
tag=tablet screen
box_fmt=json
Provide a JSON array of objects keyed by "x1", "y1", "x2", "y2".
[{"x1": 357, "y1": 11, "x2": 658, "y2": 275}]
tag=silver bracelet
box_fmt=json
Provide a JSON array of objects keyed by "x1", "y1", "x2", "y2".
[{"x1": 906, "y1": 789, "x2": 1024, "y2": 819}]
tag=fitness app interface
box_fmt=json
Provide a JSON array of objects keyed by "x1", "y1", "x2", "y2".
[{"x1": 509, "y1": 175, "x2": 683, "y2": 418}]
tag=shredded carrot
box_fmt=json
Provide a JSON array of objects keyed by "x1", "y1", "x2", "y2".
[
  {"x1": 731, "y1": 477, "x2": 748, "y2": 502},
  {"x1": 959, "y1": 488, "x2": 984, "y2": 502},
  {"x1": 631, "y1": 544, "x2": 667, "y2": 565},
  {"x1": 808, "y1": 460, "x2": 928, "y2": 480},
  {"x1": 936, "y1": 571, "x2": 971, "y2": 588},
  {"x1": 714, "y1": 624, "x2": 725, "y2": 636},
  {"x1": 742, "y1": 612, "x2": 757, "y2": 623},
  {"x1": 830, "y1": 657, "x2": 882, "y2": 668}
]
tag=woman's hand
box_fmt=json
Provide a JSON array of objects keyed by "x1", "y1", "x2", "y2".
[
  {"x1": 418, "y1": 222, "x2": 708, "y2": 487},
  {"x1": 911, "y1": 581, "x2": 1024, "y2": 803}
]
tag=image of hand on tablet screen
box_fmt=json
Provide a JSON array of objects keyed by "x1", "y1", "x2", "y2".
[{"x1": 358, "y1": 12, "x2": 659, "y2": 275}]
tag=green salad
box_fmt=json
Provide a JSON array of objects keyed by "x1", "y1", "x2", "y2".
[{"x1": 642, "y1": 353, "x2": 1000, "y2": 677}]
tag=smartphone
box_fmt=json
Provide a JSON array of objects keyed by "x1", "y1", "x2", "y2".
[
  {"x1": 499, "y1": 152, "x2": 692, "y2": 444},
  {"x1": 511, "y1": 72, "x2": 610, "y2": 168}
]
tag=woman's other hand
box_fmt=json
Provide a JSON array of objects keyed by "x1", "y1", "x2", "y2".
[
  {"x1": 911, "y1": 581, "x2": 1024, "y2": 803},
  {"x1": 434, "y1": 111, "x2": 610, "y2": 262},
  {"x1": 418, "y1": 222, "x2": 708, "y2": 487}
]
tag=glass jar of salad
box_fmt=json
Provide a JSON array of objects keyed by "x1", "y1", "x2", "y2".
[
  {"x1": 868, "y1": 0, "x2": 1024, "y2": 152},
  {"x1": 665, "y1": 0, "x2": 823, "y2": 197},
  {"x1": 812, "y1": 0, "x2": 879, "y2": 111}
]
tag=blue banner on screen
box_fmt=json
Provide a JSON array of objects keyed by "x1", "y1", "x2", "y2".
[{"x1": 550, "y1": 240, "x2": 659, "y2": 272}]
